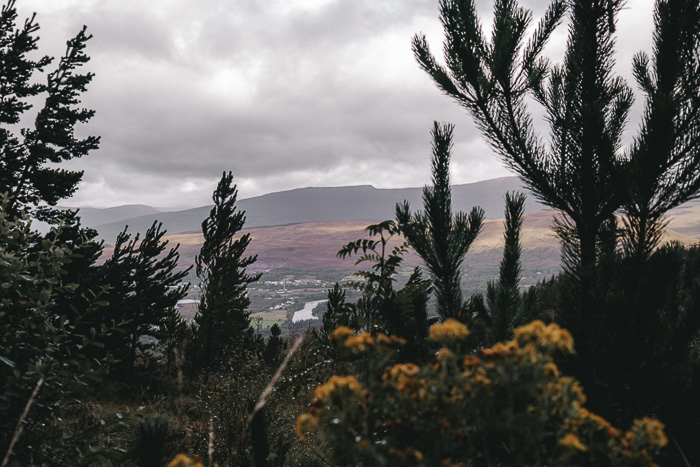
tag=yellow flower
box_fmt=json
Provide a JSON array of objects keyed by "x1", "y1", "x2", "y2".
[
  {"x1": 544, "y1": 362, "x2": 560, "y2": 377},
  {"x1": 630, "y1": 417, "x2": 668, "y2": 449},
  {"x1": 313, "y1": 375, "x2": 364, "y2": 403},
  {"x1": 559, "y1": 433, "x2": 588, "y2": 452},
  {"x1": 295, "y1": 413, "x2": 319, "y2": 437},
  {"x1": 168, "y1": 454, "x2": 205, "y2": 467},
  {"x1": 376, "y1": 333, "x2": 407, "y2": 346},
  {"x1": 513, "y1": 321, "x2": 575, "y2": 354},
  {"x1": 345, "y1": 333, "x2": 374, "y2": 351},
  {"x1": 578, "y1": 407, "x2": 612, "y2": 432},
  {"x1": 436, "y1": 347, "x2": 455, "y2": 361},
  {"x1": 329, "y1": 326, "x2": 354, "y2": 342},
  {"x1": 475, "y1": 373, "x2": 493, "y2": 384},
  {"x1": 429, "y1": 319, "x2": 470, "y2": 343},
  {"x1": 462, "y1": 355, "x2": 482, "y2": 369},
  {"x1": 387, "y1": 363, "x2": 420, "y2": 380},
  {"x1": 479, "y1": 341, "x2": 516, "y2": 357}
]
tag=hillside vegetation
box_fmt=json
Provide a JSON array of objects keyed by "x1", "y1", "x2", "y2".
[{"x1": 3, "y1": 1, "x2": 700, "y2": 466}]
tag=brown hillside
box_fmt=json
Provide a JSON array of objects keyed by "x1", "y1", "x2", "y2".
[
  {"x1": 164, "y1": 209, "x2": 698, "y2": 275},
  {"x1": 154, "y1": 210, "x2": 696, "y2": 297}
]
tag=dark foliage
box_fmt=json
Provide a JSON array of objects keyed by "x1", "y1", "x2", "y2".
[
  {"x1": 0, "y1": 0, "x2": 99, "y2": 221},
  {"x1": 192, "y1": 172, "x2": 261, "y2": 372},
  {"x1": 99, "y1": 222, "x2": 189, "y2": 376},
  {"x1": 397, "y1": 122, "x2": 484, "y2": 321},
  {"x1": 413, "y1": 1, "x2": 700, "y2": 462}
]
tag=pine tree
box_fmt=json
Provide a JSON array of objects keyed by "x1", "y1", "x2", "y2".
[
  {"x1": 396, "y1": 122, "x2": 484, "y2": 321},
  {"x1": 413, "y1": 0, "x2": 700, "y2": 275},
  {"x1": 413, "y1": 2, "x2": 700, "y2": 461},
  {"x1": 622, "y1": 0, "x2": 700, "y2": 259},
  {"x1": 262, "y1": 323, "x2": 285, "y2": 369},
  {"x1": 485, "y1": 191, "x2": 525, "y2": 342},
  {"x1": 99, "y1": 222, "x2": 189, "y2": 375},
  {"x1": 193, "y1": 172, "x2": 261, "y2": 371},
  {"x1": 318, "y1": 283, "x2": 350, "y2": 342},
  {"x1": 0, "y1": 0, "x2": 99, "y2": 220}
]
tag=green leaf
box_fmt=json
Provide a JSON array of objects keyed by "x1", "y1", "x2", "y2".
[{"x1": 63, "y1": 429, "x2": 73, "y2": 439}]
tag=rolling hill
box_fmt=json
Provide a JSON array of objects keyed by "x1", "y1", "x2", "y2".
[
  {"x1": 152, "y1": 210, "x2": 699, "y2": 296},
  {"x1": 88, "y1": 177, "x2": 549, "y2": 243}
]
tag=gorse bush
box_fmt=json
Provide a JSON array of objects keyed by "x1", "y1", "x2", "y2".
[{"x1": 297, "y1": 322, "x2": 668, "y2": 466}]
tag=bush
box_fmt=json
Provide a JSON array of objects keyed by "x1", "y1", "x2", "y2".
[{"x1": 297, "y1": 321, "x2": 668, "y2": 466}]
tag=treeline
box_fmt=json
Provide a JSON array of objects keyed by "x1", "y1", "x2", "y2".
[{"x1": 2, "y1": 0, "x2": 700, "y2": 466}]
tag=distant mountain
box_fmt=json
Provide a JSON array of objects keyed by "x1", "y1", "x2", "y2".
[
  {"x1": 87, "y1": 177, "x2": 549, "y2": 243},
  {"x1": 74, "y1": 177, "x2": 700, "y2": 247},
  {"x1": 667, "y1": 198, "x2": 700, "y2": 239},
  {"x1": 63, "y1": 204, "x2": 162, "y2": 228}
]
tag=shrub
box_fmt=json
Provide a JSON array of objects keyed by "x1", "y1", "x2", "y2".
[{"x1": 297, "y1": 321, "x2": 668, "y2": 466}]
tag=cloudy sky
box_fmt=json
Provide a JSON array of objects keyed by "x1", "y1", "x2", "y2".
[{"x1": 15, "y1": 0, "x2": 654, "y2": 208}]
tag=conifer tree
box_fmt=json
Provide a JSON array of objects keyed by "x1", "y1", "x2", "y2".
[
  {"x1": 318, "y1": 283, "x2": 350, "y2": 342},
  {"x1": 413, "y1": 0, "x2": 700, "y2": 274},
  {"x1": 622, "y1": 0, "x2": 700, "y2": 259},
  {"x1": 262, "y1": 323, "x2": 285, "y2": 368},
  {"x1": 0, "y1": 0, "x2": 99, "y2": 220},
  {"x1": 413, "y1": 2, "x2": 700, "y2": 460},
  {"x1": 193, "y1": 172, "x2": 261, "y2": 371},
  {"x1": 485, "y1": 191, "x2": 525, "y2": 342},
  {"x1": 99, "y1": 222, "x2": 189, "y2": 374},
  {"x1": 397, "y1": 122, "x2": 484, "y2": 321}
]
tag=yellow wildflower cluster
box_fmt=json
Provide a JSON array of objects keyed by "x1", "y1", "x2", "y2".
[
  {"x1": 329, "y1": 326, "x2": 354, "y2": 342},
  {"x1": 167, "y1": 454, "x2": 205, "y2": 467},
  {"x1": 300, "y1": 322, "x2": 667, "y2": 465},
  {"x1": 577, "y1": 407, "x2": 617, "y2": 435},
  {"x1": 386, "y1": 363, "x2": 420, "y2": 381},
  {"x1": 513, "y1": 320, "x2": 575, "y2": 354},
  {"x1": 295, "y1": 413, "x2": 319, "y2": 437},
  {"x1": 626, "y1": 417, "x2": 668, "y2": 451},
  {"x1": 344, "y1": 333, "x2": 374, "y2": 351},
  {"x1": 313, "y1": 375, "x2": 364, "y2": 404},
  {"x1": 436, "y1": 347, "x2": 455, "y2": 361},
  {"x1": 328, "y1": 326, "x2": 406, "y2": 352},
  {"x1": 559, "y1": 433, "x2": 588, "y2": 452},
  {"x1": 429, "y1": 318, "x2": 470, "y2": 343},
  {"x1": 384, "y1": 363, "x2": 427, "y2": 396},
  {"x1": 478, "y1": 341, "x2": 517, "y2": 357}
]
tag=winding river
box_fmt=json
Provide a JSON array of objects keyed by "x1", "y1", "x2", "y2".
[{"x1": 292, "y1": 299, "x2": 327, "y2": 323}]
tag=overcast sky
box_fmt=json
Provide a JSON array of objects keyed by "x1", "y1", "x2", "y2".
[{"x1": 15, "y1": 0, "x2": 654, "y2": 208}]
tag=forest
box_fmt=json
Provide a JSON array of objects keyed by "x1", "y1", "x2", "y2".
[{"x1": 2, "y1": 0, "x2": 700, "y2": 465}]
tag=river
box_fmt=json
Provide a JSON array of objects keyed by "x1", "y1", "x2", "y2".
[{"x1": 292, "y1": 299, "x2": 327, "y2": 323}]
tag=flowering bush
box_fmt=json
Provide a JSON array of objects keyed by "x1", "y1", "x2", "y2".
[{"x1": 297, "y1": 321, "x2": 667, "y2": 466}]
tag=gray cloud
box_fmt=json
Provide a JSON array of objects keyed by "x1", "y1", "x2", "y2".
[{"x1": 16, "y1": 0, "x2": 654, "y2": 208}]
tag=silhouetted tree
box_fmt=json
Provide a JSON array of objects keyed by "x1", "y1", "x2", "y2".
[
  {"x1": 99, "y1": 222, "x2": 189, "y2": 375},
  {"x1": 317, "y1": 283, "x2": 350, "y2": 342},
  {"x1": 337, "y1": 219, "x2": 408, "y2": 333},
  {"x1": 412, "y1": 2, "x2": 700, "y2": 462},
  {"x1": 397, "y1": 122, "x2": 484, "y2": 321},
  {"x1": 486, "y1": 191, "x2": 525, "y2": 341},
  {"x1": 193, "y1": 172, "x2": 261, "y2": 371},
  {"x1": 0, "y1": 0, "x2": 99, "y2": 221},
  {"x1": 262, "y1": 323, "x2": 286, "y2": 368}
]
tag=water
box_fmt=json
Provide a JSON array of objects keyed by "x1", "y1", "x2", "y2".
[{"x1": 292, "y1": 299, "x2": 327, "y2": 323}]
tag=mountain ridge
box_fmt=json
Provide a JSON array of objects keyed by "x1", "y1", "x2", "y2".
[{"x1": 88, "y1": 177, "x2": 549, "y2": 243}]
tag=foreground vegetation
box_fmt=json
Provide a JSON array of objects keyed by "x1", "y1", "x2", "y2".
[{"x1": 2, "y1": 0, "x2": 700, "y2": 465}]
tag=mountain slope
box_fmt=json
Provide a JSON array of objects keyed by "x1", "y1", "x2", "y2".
[
  {"x1": 91, "y1": 177, "x2": 547, "y2": 243},
  {"x1": 158, "y1": 211, "x2": 699, "y2": 295},
  {"x1": 67, "y1": 204, "x2": 162, "y2": 227}
]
